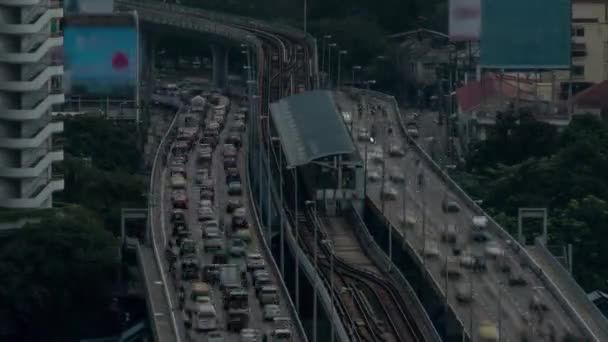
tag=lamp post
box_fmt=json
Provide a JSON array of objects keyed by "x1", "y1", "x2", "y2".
[
  {"x1": 303, "y1": 0, "x2": 307, "y2": 33},
  {"x1": 327, "y1": 43, "x2": 337, "y2": 88},
  {"x1": 321, "y1": 35, "x2": 332, "y2": 78},
  {"x1": 293, "y1": 167, "x2": 300, "y2": 312},
  {"x1": 337, "y1": 50, "x2": 348, "y2": 90},
  {"x1": 305, "y1": 200, "x2": 318, "y2": 342},
  {"x1": 352, "y1": 65, "x2": 362, "y2": 86},
  {"x1": 365, "y1": 79, "x2": 376, "y2": 90}
]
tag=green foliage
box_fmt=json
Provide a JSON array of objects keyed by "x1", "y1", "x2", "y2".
[
  {"x1": 458, "y1": 114, "x2": 608, "y2": 291},
  {"x1": 63, "y1": 116, "x2": 141, "y2": 174},
  {"x1": 0, "y1": 206, "x2": 119, "y2": 341},
  {"x1": 56, "y1": 158, "x2": 146, "y2": 235}
]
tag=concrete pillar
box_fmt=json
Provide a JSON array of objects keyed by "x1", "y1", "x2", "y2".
[{"x1": 211, "y1": 44, "x2": 228, "y2": 89}]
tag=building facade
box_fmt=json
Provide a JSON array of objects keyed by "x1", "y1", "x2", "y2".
[{"x1": 0, "y1": 0, "x2": 65, "y2": 208}]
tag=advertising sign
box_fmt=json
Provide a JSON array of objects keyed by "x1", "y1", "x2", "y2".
[
  {"x1": 64, "y1": 19, "x2": 138, "y2": 98},
  {"x1": 449, "y1": 0, "x2": 481, "y2": 41},
  {"x1": 480, "y1": 0, "x2": 571, "y2": 69},
  {"x1": 64, "y1": 0, "x2": 114, "y2": 15}
]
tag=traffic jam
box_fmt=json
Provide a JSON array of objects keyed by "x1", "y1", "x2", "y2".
[{"x1": 164, "y1": 92, "x2": 294, "y2": 342}]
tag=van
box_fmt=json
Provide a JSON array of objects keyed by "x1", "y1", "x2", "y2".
[
  {"x1": 192, "y1": 303, "x2": 218, "y2": 331},
  {"x1": 258, "y1": 286, "x2": 279, "y2": 305}
]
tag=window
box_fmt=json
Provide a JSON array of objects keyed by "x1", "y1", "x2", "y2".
[
  {"x1": 572, "y1": 27, "x2": 585, "y2": 37},
  {"x1": 572, "y1": 65, "x2": 585, "y2": 77}
]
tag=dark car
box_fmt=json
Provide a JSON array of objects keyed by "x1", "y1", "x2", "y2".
[
  {"x1": 232, "y1": 216, "x2": 248, "y2": 229},
  {"x1": 225, "y1": 134, "x2": 242, "y2": 148},
  {"x1": 227, "y1": 199, "x2": 244, "y2": 213},
  {"x1": 224, "y1": 157, "x2": 237, "y2": 170}
]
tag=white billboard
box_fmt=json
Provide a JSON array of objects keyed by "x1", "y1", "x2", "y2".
[
  {"x1": 449, "y1": 0, "x2": 481, "y2": 41},
  {"x1": 64, "y1": 0, "x2": 114, "y2": 15}
]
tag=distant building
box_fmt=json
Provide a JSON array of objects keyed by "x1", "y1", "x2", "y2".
[
  {"x1": 454, "y1": 73, "x2": 572, "y2": 153},
  {"x1": 549, "y1": 0, "x2": 608, "y2": 99},
  {"x1": 390, "y1": 28, "x2": 479, "y2": 105},
  {"x1": 0, "y1": 1, "x2": 65, "y2": 208}
]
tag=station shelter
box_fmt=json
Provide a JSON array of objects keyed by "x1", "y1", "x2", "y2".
[{"x1": 269, "y1": 90, "x2": 364, "y2": 216}]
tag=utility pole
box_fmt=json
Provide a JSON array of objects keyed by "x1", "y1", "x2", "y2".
[
  {"x1": 321, "y1": 35, "x2": 331, "y2": 82},
  {"x1": 337, "y1": 50, "x2": 347, "y2": 89},
  {"x1": 327, "y1": 43, "x2": 337, "y2": 88},
  {"x1": 352, "y1": 65, "x2": 361, "y2": 86},
  {"x1": 303, "y1": 0, "x2": 307, "y2": 34}
]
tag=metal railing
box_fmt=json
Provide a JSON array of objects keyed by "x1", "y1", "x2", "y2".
[{"x1": 146, "y1": 101, "x2": 182, "y2": 342}]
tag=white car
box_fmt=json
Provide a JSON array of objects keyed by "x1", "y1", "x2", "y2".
[
  {"x1": 263, "y1": 304, "x2": 281, "y2": 321},
  {"x1": 459, "y1": 254, "x2": 475, "y2": 268},
  {"x1": 367, "y1": 169, "x2": 382, "y2": 182},
  {"x1": 381, "y1": 185, "x2": 398, "y2": 200},
  {"x1": 485, "y1": 241, "x2": 503, "y2": 258},
  {"x1": 247, "y1": 253, "x2": 266, "y2": 271},
  {"x1": 422, "y1": 240, "x2": 440, "y2": 258}
]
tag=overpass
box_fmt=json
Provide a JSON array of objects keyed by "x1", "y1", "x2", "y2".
[
  {"x1": 114, "y1": 2, "x2": 309, "y2": 340},
  {"x1": 339, "y1": 88, "x2": 608, "y2": 341},
  {"x1": 118, "y1": 2, "x2": 608, "y2": 341}
]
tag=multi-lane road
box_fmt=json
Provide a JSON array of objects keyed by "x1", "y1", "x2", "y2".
[
  {"x1": 149, "y1": 93, "x2": 302, "y2": 342},
  {"x1": 333, "y1": 90, "x2": 584, "y2": 341}
]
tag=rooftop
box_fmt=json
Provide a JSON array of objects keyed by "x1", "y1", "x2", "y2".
[{"x1": 270, "y1": 90, "x2": 356, "y2": 168}]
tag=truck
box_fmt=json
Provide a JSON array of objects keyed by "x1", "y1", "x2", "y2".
[{"x1": 220, "y1": 264, "x2": 242, "y2": 292}]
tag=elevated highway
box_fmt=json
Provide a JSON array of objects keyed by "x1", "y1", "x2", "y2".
[
  {"x1": 335, "y1": 88, "x2": 608, "y2": 341},
  {"x1": 121, "y1": 1, "x2": 313, "y2": 340}
]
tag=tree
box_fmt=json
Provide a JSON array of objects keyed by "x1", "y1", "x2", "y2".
[
  {"x1": 0, "y1": 207, "x2": 119, "y2": 341},
  {"x1": 56, "y1": 158, "x2": 146, "y2": 234}
]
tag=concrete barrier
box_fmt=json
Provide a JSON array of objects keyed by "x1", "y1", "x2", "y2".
[{"x1": 346, "y1": 206, "x2": 443, "y2": 342}]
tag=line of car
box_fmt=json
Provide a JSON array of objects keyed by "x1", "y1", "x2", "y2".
[{"x1": 166, "y1": 93, "x2": 293, "y2": 342}]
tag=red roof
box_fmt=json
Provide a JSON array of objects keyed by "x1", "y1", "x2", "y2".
[
  {"x1": 456, "y1": 74, "x2": 536, "y2": 112},
  {"x1": 571, "y1": 80, "x2": 608, "y2": 108}
]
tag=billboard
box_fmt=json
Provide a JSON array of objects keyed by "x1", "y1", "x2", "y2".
[
  {"x1": 64, "y1": 0, "x2": 114, "y2": 15},
  {"x1": 449, "y1": 0, "x2": 481, "y2": 41},
  {"x1": 64, "y1": 16, "x2": 138, "y2": 98},
  {"x1": 480, "y1": 0, "x2": 571, "y2": 69}
]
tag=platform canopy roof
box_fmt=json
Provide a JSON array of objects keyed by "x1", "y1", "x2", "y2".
[{"x1": 269, "y1": 90, "x2": 356, "y2": 168}]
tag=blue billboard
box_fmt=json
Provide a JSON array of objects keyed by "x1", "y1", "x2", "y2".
[
  {"x1": 480, "y1": 0, "x2": 571, "y2": 69},
  {"x1": 64, "y1": 26, "x2": 138, "y2": 98}
]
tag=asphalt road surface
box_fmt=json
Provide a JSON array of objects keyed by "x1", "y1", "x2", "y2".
[
  {"x1": 333, "y1": 90, "x2": 582, "y2": 342},
  {"x1": 159, "y1": 95, "x2": 300, "y2": 342}
]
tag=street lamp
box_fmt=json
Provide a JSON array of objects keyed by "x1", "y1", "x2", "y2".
[
  {"x1": 327, "y1": 43, "x2": 337, "y2": 88},
  {"x1": 321, "y1": 35, "x2": 332, "y2": 76},
  {"x1": 303, "y1": 0, "x2": 307, "y2": 33},
  {"x1": 305, "y1": 200, "x2": 318, "y2": 342},
  {"x1": 337, "y1": 50, "x2": 348, "y2": 90},
  {"x1": 352, "y1": 65, "x2": 362, "y2": 86}
]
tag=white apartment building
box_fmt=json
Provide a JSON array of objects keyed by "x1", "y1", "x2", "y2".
[{"x1": 0, "y1": 0, "x2": 65, "y2": 208}]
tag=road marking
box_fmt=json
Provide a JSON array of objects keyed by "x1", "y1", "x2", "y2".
[
  {"x1": 154, "y1": 280, "x2": 164, "y2": 285},
  {"x1": 155, "y1": 312, "x2": 166, "y2": 317}
]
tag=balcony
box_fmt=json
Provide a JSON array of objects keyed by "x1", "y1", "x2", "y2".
[
  {"x1": 0, "y1": 65, "x2": 63, "y2": 92},
  {"x1": 0, "y1": 8, "x2": 63, "y2": 35},
  {"x1": 0, "y1": 151, "x2": 63, "y2": 178},
  {"x1": 0, "y1": 178, "x2": 64, "y2": 209},
  {"x1": 0, "y1": 94, "x2": 65, "y2": 121},
  {"x1": 571, "y1": 43, "x2": 587, "y2": 58},
  {"x1": 0, "y1": 121, "x2": 63, "y2": 149},
  {"x1": 0, "y1": 37, "x2": 63, "y2": 64}
]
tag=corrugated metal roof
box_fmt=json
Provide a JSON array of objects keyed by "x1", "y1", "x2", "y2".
[{"x1": 270, "y1": 90, "x2": 356, "y2": 168}]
